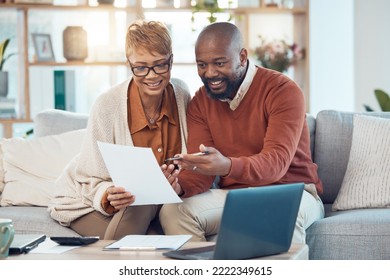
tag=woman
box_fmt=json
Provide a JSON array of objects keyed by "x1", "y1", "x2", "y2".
[{"x1": 48, "y1": 20, "x2": 190, "y2": 240}]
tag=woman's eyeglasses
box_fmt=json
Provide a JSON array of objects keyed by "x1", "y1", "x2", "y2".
[{"x1": 129, "y1": 55, "x2": 172, "y2": 77}]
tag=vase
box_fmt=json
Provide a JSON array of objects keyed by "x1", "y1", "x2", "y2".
[
  {"x1": 266, "y1": 0, "x2": 280, "y2": 7},
  {"x1": 97, "y1": 0, "x2": 114, "y2": 4},
  {"x1": 0, "y1": 71, "x2": 8, "y2": 97},
  {"x1": 63, "y1": 26, "x2": 88, "y2": 61}
]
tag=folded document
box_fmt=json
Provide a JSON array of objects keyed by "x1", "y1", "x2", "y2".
[{"x1": 103, "y1": 235, "x2": 192, "y2": 251}]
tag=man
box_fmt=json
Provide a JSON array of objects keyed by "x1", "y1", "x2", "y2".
[{"x1": 160, "y1": 22, "x2": 324, "y2": 244}]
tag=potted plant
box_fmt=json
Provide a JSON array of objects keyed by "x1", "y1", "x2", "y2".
[
  {"x1": 191, "y1": 0, "x2": 233, "y2": 26},
  {"x1": 254, "y1": 36, "x2": 305, "y2": 73},
  {"x1": 364, "y1": 89, "x2": 390, "y2": 112},
  {"x1": 0, "y1": 38, "x2": 17, "y2": 97}
]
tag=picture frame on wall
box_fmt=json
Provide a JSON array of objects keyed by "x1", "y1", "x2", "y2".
[{"x1": 32, "y1": 33, "x2": 55, "y2": 62}]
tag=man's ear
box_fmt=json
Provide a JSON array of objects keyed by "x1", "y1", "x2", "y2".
[{"x1": 239, "y1": 48, "x2": 248, "y2": 66}]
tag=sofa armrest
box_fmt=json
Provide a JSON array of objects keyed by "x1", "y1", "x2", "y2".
[{"x1": 34, "y1": 109, "x2": 89, "y2": 137}]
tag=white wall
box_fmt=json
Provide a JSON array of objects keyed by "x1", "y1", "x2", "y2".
[
  {"x1": 310, "y1": 0, "x2": 390, "y2": 115},
  {"x1": 355, "y1": 0, "x2": 390, "y2": 112},
  {"x1": 309, "y1": 0, "x2": 355, "y2": 115}
]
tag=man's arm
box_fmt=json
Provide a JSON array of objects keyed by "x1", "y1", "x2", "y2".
[
  {"x1": 223, "y1": 81, "x2": 307, "y2": 186},
  {"x1": 177, "y1": 90, "x2": 216, "y2": 197}
]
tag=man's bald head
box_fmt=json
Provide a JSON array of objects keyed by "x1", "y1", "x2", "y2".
[{"x1": 195, "y1": 22, "x2": 244, "y2": 52}]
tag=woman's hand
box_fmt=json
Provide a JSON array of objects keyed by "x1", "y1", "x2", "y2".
[
  {"x1": 161, "y1": 163, "x2": 183, "y2": 196},
  {"x1": 105, "y1": 186, "x2": 135, "y2": 210}
]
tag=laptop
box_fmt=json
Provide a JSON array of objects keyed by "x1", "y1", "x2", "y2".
[
  {"x1": 163, "y1": 183, "x2": 304, "y2": 260},
  {"x1": 9, "y1": 234, "x2": 46, "y2": 254}
]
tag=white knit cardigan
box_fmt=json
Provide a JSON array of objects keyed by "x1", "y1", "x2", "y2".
[{"x1": 48, "y1": 77, "x2": 191, "y2": 226}]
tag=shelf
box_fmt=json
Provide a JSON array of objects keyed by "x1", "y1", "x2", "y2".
[
  {"x1": 29, "y1": 61, "x2": 127, "y2": 66},
  {"x1": 0, "y1": 118, "x2": 33, "y2": 139},
  {"x1": 234, "y1": 7, "x2": 306, "y2": 14},
  {"x1": 0, "y1": 3, "x2": 306, "y2": 14},
  {"x1": 28, "y1": 61, "x2": 196, "y2": 67},
  {"x1": 142, "y1": 7, "x2": 306, "y2": 14},
  {"x1": 0, "y1": 3, "x2": 137, "y2": 11},
  {"x1": 0, "y1": 118, "x2": 32, "y2": 123}
]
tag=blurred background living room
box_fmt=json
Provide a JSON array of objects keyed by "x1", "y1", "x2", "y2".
[{"x1": 0, "y1": 0, "x2": 389, "y2": 138}]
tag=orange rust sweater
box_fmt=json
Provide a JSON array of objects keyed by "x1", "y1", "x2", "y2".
[{"x1": 179, "y1": 67, "x2": 322, "y2": 197}]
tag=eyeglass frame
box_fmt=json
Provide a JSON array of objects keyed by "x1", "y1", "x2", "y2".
[{"x1": 128, "y1": 54, "x2": 173, "y2": 77}]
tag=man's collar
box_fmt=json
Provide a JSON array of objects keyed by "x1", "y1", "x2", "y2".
[{"x1": 220, "y1": 60, "x2": 257, "y2": 110}]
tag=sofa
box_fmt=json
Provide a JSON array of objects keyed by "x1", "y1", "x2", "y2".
[
  {"x1": 0, "y1": 109, "x2": 88, "y2": 238},
  {"x1": 1, "y1": 108, "x2": 390, "y2": 259},
  {"x1": 305, "y1": 110, "x2": 390, "y2": 260}
]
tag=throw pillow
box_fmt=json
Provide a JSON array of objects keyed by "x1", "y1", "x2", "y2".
[
  {"x1": 332, "y1": 115, "x2": 390, "y2": 210},
  {"x1": 0, "y1": 129, "x2": 85, "y2": 207}
]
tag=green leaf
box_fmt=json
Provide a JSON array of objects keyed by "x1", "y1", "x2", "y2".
[
  {"x1": 363, "y1": 104, "x2": 374, "y2": 112},
  {"x1": 0, "y1": 38, "x2": 11, "y2": 71},
  {"x1": 374, "y1": 89, "x2": 390, "y2": 111}
]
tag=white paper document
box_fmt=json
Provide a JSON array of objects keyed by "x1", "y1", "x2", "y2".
[
  {"x1": 97, "y1": 141, "x2": 182, "y2": 206},
  {"x1": 103, "y1": 235, "x2": 192, "y2": 251},
  {"x1": 30, "y1": 239, "x2": 78, "y2": 254}
]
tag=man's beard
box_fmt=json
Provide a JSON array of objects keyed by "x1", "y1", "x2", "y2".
[{"x1": 202, "y1": 77, "x2": 241, "y2": 100}]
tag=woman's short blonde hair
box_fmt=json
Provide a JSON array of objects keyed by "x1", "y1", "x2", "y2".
[{"x1": 125, "y1": 20, "x2": 172, "y2": 59}]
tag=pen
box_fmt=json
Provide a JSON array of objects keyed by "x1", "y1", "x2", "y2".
[
  {"x1": 165, "y1": 151, "x2": 209, "y2": 162},
  {"x1": 24, "y1": 242, "x2": 39, "y2": 253},
  {"x1": 119, "y1": 247, "x2": 156, "y2": 251}
]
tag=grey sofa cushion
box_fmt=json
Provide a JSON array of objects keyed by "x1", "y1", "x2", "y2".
[
  {"x1": 0, "y1": 206, "x2": 80, "y2": 237},
  {"x1": 306, "y1": 208, "x2": 390, "y2": 259},
  {"x1": 314, "y1": 111, "x2": 355, "y2": 204},
  {"x1": 34, "y1": 109, "x2": 89, "y2": 137},
  {"x1": 306, "y1": 114, "x2": 315, "y2": 159},
  {"x1": 314, "y1": 110, "x2": 390, "y2": 204}
]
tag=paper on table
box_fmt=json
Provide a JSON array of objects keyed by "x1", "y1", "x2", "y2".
[
  {"x1": 30, "y1": 239, "x2": 78, "y2": 254},
  {"x1": 103, "y1": 235, "x2": 192, "y2": 251},
  {"x1": 97, "y1": 141, "x2": 182, "y2": 206}
]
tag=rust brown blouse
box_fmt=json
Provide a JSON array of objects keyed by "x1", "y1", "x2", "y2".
[{"x1": 102, "y1": 80, "x2": 182, "y2": 214}]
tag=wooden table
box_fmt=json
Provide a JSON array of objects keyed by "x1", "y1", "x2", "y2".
[{"x1": 7, "y1": 240, "x2": 308, "y2": 260}]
